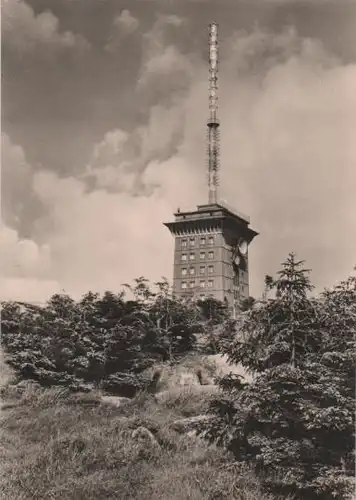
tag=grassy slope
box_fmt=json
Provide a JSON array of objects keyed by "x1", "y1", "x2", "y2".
[{"x1": 0, "y1": 382, "x2": 277, "y2": 500}]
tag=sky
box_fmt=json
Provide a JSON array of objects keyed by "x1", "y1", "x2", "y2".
[{"x1": 1, "y1": 0, "x2": 356, "y2": 303}]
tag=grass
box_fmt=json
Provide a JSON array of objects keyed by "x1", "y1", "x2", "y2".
[{"x1": 0, "y1": 381, "x2": 278, "y2": 500}]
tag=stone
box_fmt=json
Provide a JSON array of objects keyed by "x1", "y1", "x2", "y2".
[{"x1": 100, "y1": 395, "x2": 131, "y2": 407}]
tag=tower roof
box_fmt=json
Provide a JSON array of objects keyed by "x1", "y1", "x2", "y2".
[
  {"x1": 172, "y1": 202, "x2": 249, "y2": 224},
  {"x1": 164, "y1": 202, "x2": 258, "y2": 243}
]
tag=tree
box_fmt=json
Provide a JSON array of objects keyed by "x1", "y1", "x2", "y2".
[
  {"x1": 196, "y1": 296, "x2": 236, "y2": 355},
  {"x1": 0, "y1": 278, "x2": 207, "y2": 392},
  {"x1": 202, "y1": 254, "x2": 355, "y2": 499}
]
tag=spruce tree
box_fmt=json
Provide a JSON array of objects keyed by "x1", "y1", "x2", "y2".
[{"x1": 202, "y1": 254, "x2": 355, "y2": 499}]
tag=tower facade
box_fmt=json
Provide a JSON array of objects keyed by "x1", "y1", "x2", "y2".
[
  {"x1": 164, "y1": 23, "x2": 258, "y2": 309},
  {"x1": 164, "y1": 202, "x2": 257, "y2": 308}
]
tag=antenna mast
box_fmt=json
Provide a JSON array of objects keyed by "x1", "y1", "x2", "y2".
[{"x1": 207, "y1": 22, "x2": 220, "y2": 204}]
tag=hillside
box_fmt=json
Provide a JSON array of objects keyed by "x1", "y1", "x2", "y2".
[
  {"x1": 1, "y1": 257, "x2": 355, "y2": 500},
  {"x1": 0, "y1": 361, "x2": 274, "y2": 500}
]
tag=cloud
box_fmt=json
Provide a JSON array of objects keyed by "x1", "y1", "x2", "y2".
[
  {"x1": 137, "y1": 14, "x2": 194, "y2": 98},
  {"x1": 105, "y1": 9, "x2": 139, "y2": 52},
  {"x1": 113, "y1": 9, "x2": 139, "y2": 34},
  {"x1": 83, "y1": 104, "x2": 186, "y2": 193},
  {"x1": 1, "y1": 134, "x2": 32, "y2": 228},
  {"x1": 2, "y1": 0, "x2": 90, "y2": 56},
  {"x1": 1, "y1": 134, "x2": 44, "y2": 235},
  {"x1": 30, "y1": 169, "x2": 182, "y2": 298},
  {"x1": 217, "y1": 29, "x2": 356, "y2": 290},
  {"x1": 1, "y1": 25, "x2": 355, "y2": 304},
  {"x1": 0, "y1": 225, "x2": 60, "y2": 302}
]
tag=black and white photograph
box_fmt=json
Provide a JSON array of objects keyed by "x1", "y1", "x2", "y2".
[{"x1": 1, "y1": 0, "x2": 355, "y2": 498}]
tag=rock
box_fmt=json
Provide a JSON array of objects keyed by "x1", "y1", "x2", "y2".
[{"x1": 101, "y1": 396, "x2": 131, "y2": 407}]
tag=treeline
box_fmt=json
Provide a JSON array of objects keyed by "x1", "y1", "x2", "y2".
[{"x1": 1, "y1": 277, "x2": 234, "y2": 394}]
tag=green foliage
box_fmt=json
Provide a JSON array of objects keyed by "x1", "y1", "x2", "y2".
[{"x1": 202, "y1": 254, "x2": 356, "y2": 500}]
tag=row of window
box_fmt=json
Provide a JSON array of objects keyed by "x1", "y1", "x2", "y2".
[
  {"x1": 182, "y1": 266, "x2": 214, "y2": 276},
  {"x1": 181, "y1": 236, "x2": 214, "y2": 248},
  {"x1": 181, "y1": 251, "x2": 214, "y2": 262},
  {"x1": 181, "y1": 280, "x2": 214, "y2": 289},
  {"x1": 181, "y1": 293, "x2": 209, "y2": 300}
]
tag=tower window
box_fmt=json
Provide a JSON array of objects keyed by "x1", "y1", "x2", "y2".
[
  {"x1": 181, "y1": 239, "x2": 187, "y2": 248},
  {"x1": 189, "y1": 253, "x2": 195, "y2": 261},
  {"x1": 189, "y1": 237, "x2": 195, "y2": 246},
  {"x1": 208, "y1": 280, "x2": 214, "y2": 288},
  {"x1": 200, "y1": 281, "x2": 206, "y2": 288},
  {"x1": 189, "y1": 267, "x2": 195, "y2": 275},
  {"x1": 208, "y1": 251, "x2": 214, "y2": 260},
  {"x1": 181, "y1": 268, "x2": 187, "y2": 276},
  {"x1": 181, "y1": 253, "x2": 187, "y2": 261},
  {"x1": 200, "y1": 266, "x2": 206, "y2": 275},
  {"x1": 200, "y1": 237, "x2": 206, "y2": 245},
  {"x1": 208, "y1": 236, "x2": 214, "y2": 245},
  {"x1": 189, "y1": 281, "x2": 195, "y2": 288},
  {"x1": 208, "y1": 265, "x2": 214, "y2": 274},
  {"x1": 200, "y1": 252, "x2": 206, "y2": 260},
  {"x1": 181, "y1": 281, "x2": 187, "y2": 289}
]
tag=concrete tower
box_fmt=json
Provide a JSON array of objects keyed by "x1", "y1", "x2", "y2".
[{"x1": 164, "y1": 23, "x2": 258, "y2": 311}]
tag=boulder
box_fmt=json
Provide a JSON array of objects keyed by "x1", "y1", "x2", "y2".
[{"x1": 100, "y1": 395, "x2": 131, "y2": 407}]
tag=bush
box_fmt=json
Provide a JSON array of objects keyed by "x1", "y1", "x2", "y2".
[
  {"x1": 202, "y1": 254, "x2": 356, "y2": 500},
  {"x1": 1, "y1": 279, "x2": 221, "y2": 392}
]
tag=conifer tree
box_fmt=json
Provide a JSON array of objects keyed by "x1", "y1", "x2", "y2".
[{"x1": 202, "y1": 254, "x2": 355, "y2": 500}]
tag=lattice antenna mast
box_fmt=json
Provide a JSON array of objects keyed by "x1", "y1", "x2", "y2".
[{"x1": 207, "y1": 22, "x2": 220, "y2": 204}]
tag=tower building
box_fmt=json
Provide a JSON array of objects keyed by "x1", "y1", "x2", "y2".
[{"x1": 164, "y1": 23, "x2": 258, "y2": 310}]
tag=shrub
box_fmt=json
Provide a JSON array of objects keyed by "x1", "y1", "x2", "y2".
[{"x1": 202, "y1": 254, "x2": 356, "y2": 500}]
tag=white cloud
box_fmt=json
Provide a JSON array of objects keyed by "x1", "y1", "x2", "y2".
[
  {"x1": 30, "y1": 170, "x2": 178, "y2": 298},
  {"x1": 218, "y1": 30, "x2": 356, "y2": 291},
  {"x1": 105, "y1": 9, "x2": 139, "y2": 52},
  {"x1": 137, "y1": 14, "x2": 193, "y2": 95},
  {"x1": 2, "y1": 0, "x2": 90, "y2": 55},
  {"x1": 113, "y1": 9, "x2": 139, "y2": 34},
  {"x1": 0, "y1": 225, "x2": 59, "y2": 302},
  {"x1": 84, "y1": 104, "x2": 186, "y2": 193},
  {"x1": 1, "y1": 134, "x2": 33, "y2": 228},
  {"x1": 137, "y1": 45, "x2": 194, "y2": 90}
]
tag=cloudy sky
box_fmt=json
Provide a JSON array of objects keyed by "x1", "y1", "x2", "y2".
[{"x1": 1, "y1": 0, "x2": 356, "y2": 303}]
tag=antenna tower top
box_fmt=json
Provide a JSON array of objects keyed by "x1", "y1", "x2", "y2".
[{"x1": 207, "y1": 22, "x2": 220, "y2": 204}]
